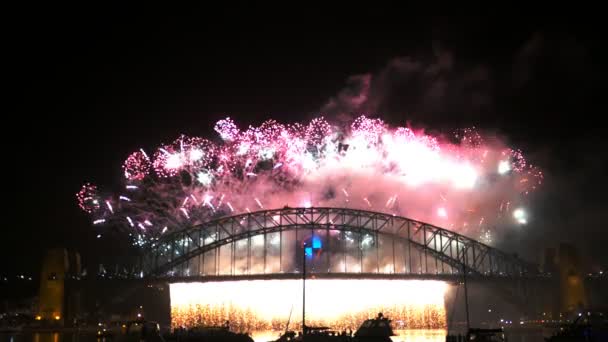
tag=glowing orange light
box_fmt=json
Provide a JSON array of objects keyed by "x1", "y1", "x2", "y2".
[{"x1": 170, "y1": 280, "x2": 447, "y2": 333}]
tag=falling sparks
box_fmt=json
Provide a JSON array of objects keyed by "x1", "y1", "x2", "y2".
[
  {"x1": 180, "y1": 208, "x2": 190, "y2": 219},
  {"x1": 479, "y1": 229, "x2": 493, "y2": 245},
  {"x1": 171, "y1": 280, "x2": 447, "y2": 333},
  {"x1": 105, "y1": 201, "x2": 113, "y2": 214},
  {"x1": 202, "y1": 194, "x2": 214, "y2": 208},
  {"x1": 385, "y1": 195, "x2": 397, "y2": 208},
  {"x1": 140, "y1": 148, "x2": 149, "y2": 160}
]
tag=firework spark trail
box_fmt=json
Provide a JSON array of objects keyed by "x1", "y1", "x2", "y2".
[
  {"x1": 78, "y1": 116, "x2": 542, "y2": 246},
  {"x1": 105, "y1": 201, "x2": 113, "y2": 214}
]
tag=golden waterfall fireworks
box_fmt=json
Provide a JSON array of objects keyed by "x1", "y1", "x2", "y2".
[{"x1": 170, "y1": 280, "x2": 447, "y2": 332}]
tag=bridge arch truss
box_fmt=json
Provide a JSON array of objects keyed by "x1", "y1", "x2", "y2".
[{"x1": 143, "y1": 207, "x2": 539, "y2": 279}]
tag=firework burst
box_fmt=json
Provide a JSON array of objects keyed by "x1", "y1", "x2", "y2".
[{"x1": 78, "y1": 116, "x2": 542, "y2": 246}]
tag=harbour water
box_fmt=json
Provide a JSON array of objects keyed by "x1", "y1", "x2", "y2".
[{"x1": 1, "y1": 329, "x2": 546, "y2": 342}]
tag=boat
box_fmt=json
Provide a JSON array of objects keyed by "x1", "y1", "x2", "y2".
[
  {"x1": 466, "y1": 328, "x2": 506, "y2": 342},
  {"x1": 270, "y1": 313, "x2": 395, "y2": 342},
  {"x1": 271, "y1": 330, "x2": 298, "y2": 341},
  {"x1": 305, "y1": 325, "x2": 349, "y2": 341},
  {"x1": 270, "y1": 325, "x2": 349, "y2": 342},
  {"x1": 353, "y1": 313, "x2": 395, "y2": 342},
  {"x1": 165, "y1": 323, "x2": 254, "y2": 342}
]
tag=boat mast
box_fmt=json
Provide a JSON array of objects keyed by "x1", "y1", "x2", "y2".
[
  {"x1": 285, "y1": 304, "x2": 293, "y2": 335},
  {"x1": 302, "y1": 242, "x2": 306, "y2": 336},
  {"x1": 463, "y1": 248, "x2": 471, "y2": 331}
]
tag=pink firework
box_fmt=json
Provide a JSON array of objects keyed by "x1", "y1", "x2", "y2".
[
  {"x1": 350, "y1": 116, "x2": 386, "y2": 146},
  {"x1": 151, "y1": 136, "x2": 216, "y2": 178},
  {"x1": 76, "y1": 183, "x2": 100, "y2": 213},
  {"x1": 153, "y1": 146, "x2": 183, "y2": 177},
  {"x1": 305, "y1": 117, "x2": 333, "y2": 147},
  {"x1": 78, "y1": 116, "x2": 543, "y2": 246},
  {"x1": 214, "y1": 117, "x2": 240, "y2": 141},
  {"x1": 123, "y1": 150, "x2": 151, "y2": 181}
]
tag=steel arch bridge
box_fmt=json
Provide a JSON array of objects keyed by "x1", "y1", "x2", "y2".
[{"x1": 142, "y1": 207, "x2": 540, "y2": 280}]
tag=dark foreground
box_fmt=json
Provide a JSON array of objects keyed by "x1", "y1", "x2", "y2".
[{"x1": 0, "y1": 329, "x2": 547, "y2": 342}]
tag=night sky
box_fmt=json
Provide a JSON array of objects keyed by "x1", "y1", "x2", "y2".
[{"x1": 5, "y1": 5, "x2": 606, "y2": 276}]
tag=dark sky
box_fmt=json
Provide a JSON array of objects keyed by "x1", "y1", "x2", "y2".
[{"x1": 5, "y1": 5, "x2": 607, "y2": 275}]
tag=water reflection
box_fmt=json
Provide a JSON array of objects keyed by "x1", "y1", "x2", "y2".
[
  {"x1": 250, "y1": 329, "x2": 446, "y2": 342},
  {"x1": 392, "y1": 329, "x2": 446, "y2": 342},
  {"x1": 2, "y1": 333, "x2": 91, "y2": 342},
  {"x1": 1, "y1": 329, "x2": 544, "y2": 342}
]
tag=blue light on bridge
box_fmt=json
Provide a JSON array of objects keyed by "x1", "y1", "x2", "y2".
[
  {"x1": 305, "y1": 236, "x2": 322, "y2": 259},
  {"x1": 305, "y1": 247, "x2": 313, "y2": 257},
  {"x1": 312, "y1": 236, "x2": 322, "y2": 249}
]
